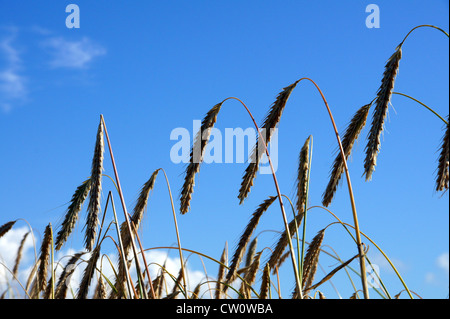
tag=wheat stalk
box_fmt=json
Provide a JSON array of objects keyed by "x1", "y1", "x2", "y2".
[
  {"x1": 323, "y1": 104, "x2": 371, "y2": 206},
  {"x1": 238, "y1": 81, "x2": 300, "y2": 204},
  {"x1": 304, "y1": 253, "x2": 359, "y2": 294},
  {"x1": 55, "y1": 179, "x2": 91, "y2": 250},
  {"x1": 85, "y1": 118, "x2": 104, "y2": 251},
  {"x1": 436, "y1": 119, "x2": 449, "y2": 192},
  {"x1": 364, "y1": 46, "x2": 402, "y2": 181},
  {"x1": 111, "y1": 170, "x2": 159, "y2": 299},
  {"x1": 180, "y1": 102, "x2": 223, "y2": 214}
]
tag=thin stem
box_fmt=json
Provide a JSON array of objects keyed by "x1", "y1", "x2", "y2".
[
  {"x1": 109, "y1": 192, "x2": 134, "y2": 299},
  {"x1": 100, "y1": 115, "x2": 145, "y2": 299},
  {"x1": 400, "y1": 24, "x2": 449, "y2": 47},
  {"x1": 309, "y1": 205, "x2": 411, "y2": 299},
  {"x1": 296, "y1": 78, "x2": 369, "y2": 298},
  {"x1": 221, "y1": 97, "x2": 304, "y2": 299},
  {"x1": 392, "y1": 92, "x2": 448, "y2": 125},
  {"x1": 158, "y1": 168, "x2": 188, "y2": 298}
]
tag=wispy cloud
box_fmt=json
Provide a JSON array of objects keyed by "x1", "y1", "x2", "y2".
[
  {"x1": 437, "y1": 252, "x2": 449, "y2": 274},
  {"x1": 0, "y1": 28, "x2": 27, "y2": 113},
  {"x1": 42, "y1": 36, "x2": 106, "y2": 69}
]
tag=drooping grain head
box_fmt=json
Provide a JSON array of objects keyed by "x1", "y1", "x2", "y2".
[
  {"x1": 55, "y1": 252, "x2": 85, "y2": 299},
  {"x1": 322, "y1": 103, "x2": 371, "y2": 207},
  {"x1": 0, "y1": 220, "x2": 16, "y2": 239},
  {"x1": 13, "y1": 232, "x2": 30, "y2": 277},
  {"x1": 85, "y1": 119, "x2": 104, "y2": 251},
  {"x1": 364, "y1": 45, "x2": 402, "y2": 181},
  {"x1": 77, "y1": 246, "x2": 101, "y2": 299},
  {"x1": 225, "y1": 196, "x2": 276, "y2": 289},
  {"x1": 436, "y1": 120, "x2": 449, "y2": 192},
  {"x1": 180, "y1": 102, "x2": 222, "y2": 214},
  {"x1": 55, "y1": 179, "x2": 91, "y2": 251},
  {"x1": 238, "y1": 80, "x2": 300, "y2": 204}
]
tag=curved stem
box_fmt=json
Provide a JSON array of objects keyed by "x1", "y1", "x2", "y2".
[
  {"x1": 309, "y1": 205, "x2": 412, "y2": 299},
  {"x1": 220, "y1": 97, "x2": 303, "y2": 299},
  {"x1": 400, "y1": 24, "x2": 449, "y2": 47},
  {"x1": 295, "y1": 78, "x2": 369, "y2": 298},
  {"x1": 392, "y1": 92, "x2": 448, "y2": 125},
  {"x1": 157, "y1": 168, "x2": 188, "y2": 298}
]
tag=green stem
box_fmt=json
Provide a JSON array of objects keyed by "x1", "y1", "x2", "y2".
[{"x1": 392, "y1": 92, "x2": 448, "y2": 125}]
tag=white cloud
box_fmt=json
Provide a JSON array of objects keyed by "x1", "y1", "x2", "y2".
[
  {"x1": 0, "y1": 29, "x2": 27, "y2": 113},
  {"x1": 42, "y1": 36, "x2": 106, "y2": 69},
  {"x1": 1, "y1": 231, "x2": 209, "y2": 299},
  {"x1": 436, "y1": 252, "x2": 449, "y2": 274}
]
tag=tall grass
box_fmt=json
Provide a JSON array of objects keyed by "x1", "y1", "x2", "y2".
[{"x1": 0, "y1": 24, "x2": 448, "y2": 300}]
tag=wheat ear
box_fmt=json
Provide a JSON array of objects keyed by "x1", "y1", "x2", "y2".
[
  {"x1": 215, "y1": 244, "x2": 228, "y2": 299},
  {"x1": 77, "y1": 246, "x2": 101, "y2": 299},
  {"x1": 323, "y1": 104, "x2": 371, "y2": 206},
  {"x1": 436, "y1": 119, "x2": 449, "y2": 192},
  {"x1": 12, "y1": 232, "x2": 29, "y2": 278},
  {"x1": 364, "y1": 45, "x2": 402, "y2": 181},
  {"x1": 259, "y1": 263, "x2": 271, "y2": 299},
  {"x1": 55, "y1": 252, "x2": 85, "y2": 299},
  {"x1": 85, "y1": 118, "x2": 104, "y2": 251},
  {"x1": 0, "y1": 221, "x2": 16, "y2": 239},
  {"x1": 180, "y1": 102, "x2": 223, "y2": 214},
  {"x1": 238, "y1": 81, "x2": 300, "y2": 203},
  {"x1": 226, "y1": 196, "x2": 277, "y2": 288},
  {"x1": 239, "y1": 251, "x2": 262, "y2": 299},
  {"x1": 296, "y1": 136, "x2": 311, "y2": 214},
  {"x1": 302, "y1": 229, "x2": 325, "y2": 291},
  {"x1": 267, "y1": 213, "x2": 303, "y2": 271},
  {"x1": 111, "y1": 169, "x2": 159, "y2": 299},
  {"x1": 36, "y1": 224, "x2": 53, "y2": 295},
  {"x1": 55, "y1": 179, "x2": 91, "y2": 250}
]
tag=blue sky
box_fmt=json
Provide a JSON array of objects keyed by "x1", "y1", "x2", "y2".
[{"x1": 0, "y1": 1, "x2": 448, "y2": 299}]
